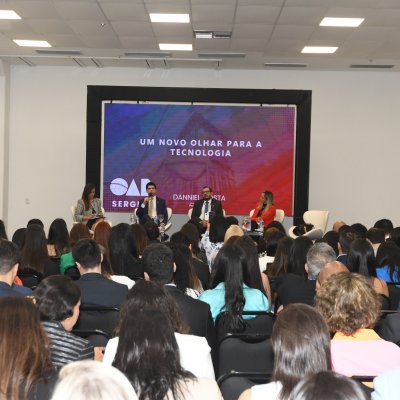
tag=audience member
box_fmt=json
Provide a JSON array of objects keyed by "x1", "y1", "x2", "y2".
[
  {"x1": 0, "y1": 239, "x2": 32, "y2": 297},
  {"x1": 60, "y1": 223, "x2": 91, "y2": 274},
  {"x1": 34, "y1": 275, "x2": 94, "y2": 367},
  {"x1": 93, "y1": 221, "x2": 113, "y2": 278},
  {"x1": 143, "y1": 243, "x2": 215, "y2": 349},
  {"x1": 199, "y1": 238, "x2": 269, "y2": 327},
  {"x1": 181, "y1": 221, "x2": 208, "y2": 265},
  {"x1": 47, "y1": 218, "x2": 69, "y2": 258},
  {"x1": 223, "y1": 224, "x2": 244, "y2": 243},
  {"x1": 388, "y1": 226, "x2": 400, "y2": 248},
  {"x1": 0, "y1": 219, "x2": 7, "y2": 239},
  {"x1": 315, "y1": 261, "x2": 348, "y2": 291},
  {"x1": 109, "y1": 223, "x2": 143, "y2": 281},
  {"x1": 267, "y1": 236, "x2": 293, "y2": 280},
  {"x1": 201, "y1": 215, "x2": 228, "y2": 267},
  {"x1": 239, "y1": 304, "x2": 331, "y2": 400},
  {"x1": 374, "y1": 218, "x2": 394, "y2": 238},
  {"x1": 130, "y1": 223, "x2": 148, "y2": 256},
  {"x1": 144, "y1": 220, "x2": 160, "y2": 242},
  {"x1": 0, "y1": 297, "x2": 57, "y2": 400},
  {"x1": 337, "y1": 228, "x2": 355, "y2": 266},
  {"x1": 103, "y1": 280, "x2": 214, "y2": 379},
  {"x1": 51, "y1": 360, "x2": 138, "y2": 400},
  {"x1": 316, "y1": 272, "x2": 400, "y2": 376},
  {"x1": 366, "y1": 227, "x2": 385, "y2": 255},
  {"x1": 265, "y1": 221, "x2": 286, "y2": 235},
  {"x1": 350, "y1": 223, "x2": 367, "y2": 239},
  {"x1": 225, "y1": 215, "x2": 239, "y2": 227},
  {"x1": 332, "y1": 220, "x2": 346, "y2": 232},
  {"x1": 27, "y1": 218, "x2": 44, "y2": 229},
  {"x1": 11, "y1": 227, "x2": 27, "y2": 250},
  {"x1": 73, "y1": 239, "x2": 128, "y2": 308},
  {"x1": 372, "y1": 368, "x2": 400, "y2": 400},
  {"x1": 288, "y1": 371, "x2": 369, "y2": 400},
  {"x1": 320, "y1": 230, "x2": 339, "y2": 256},
  {"x1": 375, "y1": 241, "x2": 400, "y2": 286},
  {"x1": 305, "y1": 242, "x2": 336, "y2": 281}
]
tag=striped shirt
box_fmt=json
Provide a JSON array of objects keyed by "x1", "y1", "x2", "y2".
[{"x1": 42, "y1": 321, "x2": 93, "y2": 368}]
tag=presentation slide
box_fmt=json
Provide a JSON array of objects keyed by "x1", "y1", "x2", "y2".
[{"x1": 102, "y1": 102, "x2": 296, "y2": 216}]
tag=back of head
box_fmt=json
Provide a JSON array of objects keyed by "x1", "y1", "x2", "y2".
[
  {"x1": 113, "y1": 309, "x2": 192, "y2": 400},
  {"x1": 72, "y1": 239, "x2": 101, "y2": 269},
  {"x1": 347, "y1": 238, "x2": 376, "y2": 277},
  {"x1": 27, "y1": 218, "x2": 44, "y2": 229},
  {"x1": 142, "y1": 243, "x2": 174, "y2": 284},
  {"x1": 93, "y1": 221, "x2": 112, "y2": 249},
  {"x1": 272, "y1": 304, "x2": 331, "y2": 399},
  {"x1": 316, "y1": 272, "x2": 380, "y2": 335},
  {"x1": 350, "y1": 223, "x2": 367, "y2": 239},
  {"x1": 317, "y1": 261, "x2": 349, "y2": 289},
  {"x1": 366, "y1": 227, "x2": 385, "y2": 245},
  {"x1": 264, "y1": 229, "x2": 286, "y2": 257},
  {"x1": 130, "y1": 224, "x2": 148, "y2": 257},
  {"x1": 11, "y1": 228, "x2": 27, "y2": 250},
  {"x1": 288, "y1": 371, "x2": 369, "y2": 400},
  {"x1": 265, "y1": 221, "x2": 286, "y2": 234},
  {"x1": 170, "y1": 231, "x2": 191, "y2": 248},
  {"x1": 52, "y1": 360, "x2": 138, "y2": 400},
  {"x1": 0, "y1": 297, "x2": 52, "y2": 400},
  {"x1": 180, "y1": 222, "x2": 201, "y2": 255},
  {"x1": 224, "y1": 224, "x2": 244, "y2": 243},
  {"x1": 321, "y1": 230, "x2": 339, "y2": 256},
  {"x1": 209, "y1": 215, "x2": 228, "y2": 243},
  {"x1": 225, "y1": 216, "x2": 239, "y2": 227},
  {"x1": 268, "y1": 236, "x2": 293, "y2": 278},
  {"x1": 21, "y1": 224, "x2": 49, "y2": 272},
  {"x1": 388, "y1": 226, "x2": 400, "y2": 248},
  {"x1": 338, "y1": 229, "x2": 356, "y2": 254},
  {"x1": 288, "y1": 236, "x2": 313, "y2": 277},
  {"x1": 48, "y1": 218, "x2": 69, "y2": 253},
  {"x1": 69, "y1": 223, "x2": 91, "y2": 247},
  {"x1": 374, "y1": 219, "x2": 394, "y2": 236},
  {"x1": 144, "y1": 221, "x2": 159, "y2": 241},
  {"x1": 375, "y1": 240, "x2": 400, "y2": 281},
  {"x1": 306, "y1": 242, "x2": 336, "y2": 280},
  {"x1": 0, "y1": 239, "x2": 21, "y2": 275},
  {"x1": 34, "y1": 275, "x2": 81, "y2": 322},
  {"x1": 0, "y1": 219, "x2": 7, "y2": 240}
]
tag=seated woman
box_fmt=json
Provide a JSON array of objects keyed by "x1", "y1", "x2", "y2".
[
  {"x1": 0, "y1": 297, "x2": 57, "y2": 400},
  {"x1": 239, "y1": 304, "x2": 332, "y2": 400},
  {"x1": 316, "y1": 272, "x2": 400, "y2": 377},
  {"x1": 376, "y1": 241, "x2": 400, "y2": 287},
  {"x1": 74, "y1": 183, "x2": 105, "y2": 230},
  {"x1": 347, "y1": 238, "x2": 389, "y2": 298},
  {"x1": 34, "y1": 275, "x2": 94, "y2": 368},
  {"x1": 199, "y1": 238, "x2": 269, "y2": 326},
  {"x1": 103, "y1": 280, "x2": 215, "y2": 379},
  {"x1": 112, "y1": 309, "x2": 222, "y2": 400},
  {"x1": 250, "y1": 190, "x2": 276, "y2": 228},
  {"x1": 201, "y1": 215, "x2": 228, "y2": 268}
]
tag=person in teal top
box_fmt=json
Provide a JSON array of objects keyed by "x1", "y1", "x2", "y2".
[{"x1": 199, "y1": 236, "x2": 269, "y2": 327}]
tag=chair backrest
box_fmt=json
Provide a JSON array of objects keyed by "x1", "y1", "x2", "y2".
[
  {"x1": 17, "y1": 269, "x2": 43, "y2": 289},
  {"x1": 274, "y1": 209, "x2": 285, "y2": 223},
  {"x1": 249, "y1": 209, "x2": 255, "y2": 217},
  {"x1": 188, "y1": 208, "x2": 193, "y2": 219},
  {"x1": 72, "y1": 329, "x2": 110, "y2": 347},
  {"x1": 303, "y1": 210, "x2": 329, "y2": 233},
  {"x1": 70, "y1": 205, "x2": 77, "y2": 223},
  {"x1": 75, "y1": 305, "x2": 120, "y2": 337},
  {"x1": 216, "y1": 311, "x2": 275, "y2": 343},
  {"x1": 387, "y1": 284, "x2": 400, "y2": 310},
  {"x1": 218, "y1": 333, "x2": 274, "y2": 379},
  {"x1": 167, "y1": 207, "x2": 172, "y2": 221},
  {"x1": 217, "y1": 372, "x2": 272, "y2": 400}
]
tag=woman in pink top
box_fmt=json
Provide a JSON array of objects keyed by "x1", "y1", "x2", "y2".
[{"x1": 316, "y1": 272, "x2": 400, "y2": 377}]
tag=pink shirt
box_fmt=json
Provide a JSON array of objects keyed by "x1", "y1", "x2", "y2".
[{"x1": 331, "y1": 329, "x2": 400, "y2": 377}]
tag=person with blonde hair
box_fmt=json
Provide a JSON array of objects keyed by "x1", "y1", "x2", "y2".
[
  {"x1": 223, "y1": 224, "x2": 244, "y2": 243},
  {"x1": 316, "y1": 272, "x2": 400, "y2": 377},
  {"x1": 51, "y1": 360, "x2": 138, "y2": 400}
]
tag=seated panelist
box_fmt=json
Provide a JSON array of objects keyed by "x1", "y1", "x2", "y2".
[
  {"x1": 74, "y1": 183, "x2": 105, "y2": 230},
  {"x1": 136, "y1": 181, "x2": 168, "y2": 226},
  {"x1": 251, "y1": 190, "x2": 276, "y2": 228}
]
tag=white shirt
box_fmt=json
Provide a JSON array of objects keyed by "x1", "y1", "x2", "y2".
[
  {"x1": 111, "y1": 275, "x2": 135, "y2": 289},
  {"x1": 200, "y1": 200, "x2": 211, "y2": 221},
  {"x1": 251, "y1": 381, "x2": 282, "y2": 400},
  {"x1": 103, "y1": 332, "x2": 215, "y2": 380}
]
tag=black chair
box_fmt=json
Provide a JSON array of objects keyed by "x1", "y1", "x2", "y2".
[
  {"x1": 17, "y1": 269, "x2": 43, "y2": 289},
  {"x1": 379, "y1": 294, "x2": 391, "y2": 310},
  {"x1": 215, "y1": 311, "x2": 275, "y2": 342},
  {"x1": 218, "y1": 333, "x2": 274, "y2": 379},
  {"x1": 74, "y1": 305, "x2": 120, "y2": 337},
  {"x1": 217, "y1": 372, "x2": 272, "y2": 400},
  {"x1": 387, "y1": 282, "x2": 400, "y2": 310},
  {"x1": 375, "y1": 310, "x2": 400, "y2": 346},
  {"x1": 72, "y1": 329, "x2": 110, "y2": 347},
  {"x1": 64, "y1": 266, "x2": 80, "y2": 280}
]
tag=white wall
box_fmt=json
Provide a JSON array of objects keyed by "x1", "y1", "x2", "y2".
[{"x1": 3, "y1": 65, "x2": 400, "y2": 236}]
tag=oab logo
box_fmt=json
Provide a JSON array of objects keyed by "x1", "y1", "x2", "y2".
[{"x1": 110, "y1": 178, "x2": 150, "y2": 196}]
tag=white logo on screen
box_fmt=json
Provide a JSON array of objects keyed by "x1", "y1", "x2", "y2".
[{"x1": 110, "y1": 178, "x2": 150, "y2": 196}]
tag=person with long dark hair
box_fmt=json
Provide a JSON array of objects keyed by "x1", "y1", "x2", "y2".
[
  {"x1": 0, "y1": 297, "x2": 57, "y2": 400},
  {"x1": 109, "y1": 223, "x2": 143, "y2": 280},
  {"x1": 20, "y1": 224, "x2": 59, "y2": 279},
  {"x1": 0, "y1": 219, "x2": 7, "y2": 240},
  {"x1": 74, "y1": 183, "x2": 105, "y2": 229},
  {"x1": 93, "y1": 221, "x2": 114, "y2": 279},
  {"x1": 375, "y1": 241, "x2": 400, "y2": 286},
  {"x1": 239, "y1": 304, "x2": 332, "y2": 400},
  {"x1": 347, "y1": 238, "x2": 388, "y2": 296},
  {"x1": 103, "y1": 280, "x2": 215, "y2": 379},
  {"x1": 112, "y1": 308, "x2": 222, "y2": 400},
  {"x1": 199, "y1": 238, "x2": 269, "y2": 330},
  {"x1": 201, "y1": 215, "x2": 228, "y2": 267},
  {"x1": 47, "y1": 218, "x2": 69, "y2": 258},
  {"x1": 130, "y1": 223, "x2": 148, "y2": 257}
]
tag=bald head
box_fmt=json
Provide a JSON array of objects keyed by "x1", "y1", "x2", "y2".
[
  {"x1": 316, "y1": 261, "x2": 349, "y2": 291},
  {"x1": 332, "y1": 220, "x2": 346, "y2": 232}
]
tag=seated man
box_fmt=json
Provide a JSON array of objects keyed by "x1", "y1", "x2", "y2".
[
  {"x1": 190, "y1": 186, "x2": 223, "y2": 234},
  {"x1": 136, "y1": 181, "x2": 168, "y2": 226},
  {"x1": 0, "y1": 240, "x2": 32, "y2": 298},
  {"x1": 73, "y1": 239, "x2": 128, "y2": 308},
  {"x1": 142, "y1": 243, "x2": 215, "y2": 350}
]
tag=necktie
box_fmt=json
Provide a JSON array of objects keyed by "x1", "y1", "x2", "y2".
[
  {"x1": 148, "y1": 198, "x2": 154, "y2": 217},
  {"x1": 204, "y1": 201, "x2": 209, "y2": 214}
]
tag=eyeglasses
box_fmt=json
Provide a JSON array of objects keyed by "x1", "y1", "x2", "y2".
[{"x1": 201, "y1": 190, "x2": 211, "y2": 194}]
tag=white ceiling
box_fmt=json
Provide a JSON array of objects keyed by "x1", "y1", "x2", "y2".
[{"x1": 1, "y1": 0, "x2": 400, "y2": 70}]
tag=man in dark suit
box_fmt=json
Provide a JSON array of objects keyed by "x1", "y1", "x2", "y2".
[
  {"x1": 73, "y1": 239, "x2": 128, "y2": 308},
  {"x1": 191, "y1": 186, "x2": 223, "y2": 234},
  {"x1": 142, "y1": 243, "x2": 216, "y2": 351},
  {"x1": 136, "y1": 181, "x2": 168, "y2": 225}
]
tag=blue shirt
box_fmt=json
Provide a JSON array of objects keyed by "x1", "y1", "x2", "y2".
[
  {"x1": 199, "y1": 282, "x2": 269, "y2": 321},
  {"x1": 376, "y1": 265, "x2": 400, "y2": 287}
]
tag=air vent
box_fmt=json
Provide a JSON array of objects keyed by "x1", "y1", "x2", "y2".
[
  {"x1": 350, "y1": 64, "x2": 394, "y2": 69},
  {"x1": 264, "y1": 63, "x2": 307, "y2": 68},
  {"x1": 194, "y1": 30, "x2": 231, "y2": 39},
  {"x1": 35, "y1": 50, "x2": 82, "y2": 55},
  {"x1": 198, "y1": 52, "x2": 246, "y2": 59},
  {"x1": 124, "y1": 52, "x2": 172, "y2": 58}
]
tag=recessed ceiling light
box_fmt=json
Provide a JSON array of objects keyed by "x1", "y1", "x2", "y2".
[
  {"x1": 159, "y1": 43, "x2": 192, "y2": 51},
  {"x1": 194, "y1": 31, "x2": 213, "y2": 39},
  {"x1": 320, "y1": 17, "x2": 364, "y2": 27},
  {"x1": 301, "y1": 46, "x2": 338, "y2": 54},
  {"x1": 13, "y1": 40, "x2": 51, "y2": 47},
  {"x1": 0, "y1": 10, "x2": 21, "y2": 19},
  {"x1": 150, "y1": 13, "x2": 190, "y2": 23}
]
